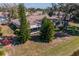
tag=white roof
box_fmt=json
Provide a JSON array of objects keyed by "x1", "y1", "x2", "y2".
[
  {"x1": 11, "y1": 19, "x2": 20, "y2": 26},
  {"x1": 30, "y1": 24, "x2": 41, "y2": 29}
]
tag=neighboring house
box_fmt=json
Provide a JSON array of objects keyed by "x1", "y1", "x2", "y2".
[
  {"x1": 10, "y1": 11, "x2": 66, "y2": 32},
  {"x1": 0, "y1": 12, "x2": 9, "y2": 17},
  {"x1": 10, "y1": 19, "x2": 20, "y2": 28},
  {"x1": 32, "y1": 11, "x2": 43, "y2": 16},
  {"x1": 26, "y1": 12, "x2": 29, "y2": 16},
  {"x1": 0, "y1": 16, "x2": 8, "y2": 24},
  {"x1": 0, "y1": 12, "x2": 9, "y2": 24},
  {"x1": 10, "y1": 19, "x2": 41, "y2": 32},
  {"x1": 0, "y1": 12, "x2": 4, "y2": 17},
  {"x1": 30, "y1": 24, "x2": 41, "y2": 36},
  {"x1": 30, "y1": 24, "x2": 41, "y2": 32}
]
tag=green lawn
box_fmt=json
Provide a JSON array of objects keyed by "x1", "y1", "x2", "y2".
[
  {"x1": 0, "y1": 49, "x2": 5, "y2": 56},
  {"x1": 4, "y1": 36, "x2": 79, "y2": 56},
  {"x1": 42, "y1": 36, "x2": 79, "y2": 56},
  {"x1": 1, "y1": 23, "x2": 79, "y2": 56}
]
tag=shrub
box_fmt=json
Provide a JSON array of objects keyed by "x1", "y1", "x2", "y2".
[
  {"x1": 40, "y1": 17, "x2": 55, "y2": 42},
  {"x1": 9, "y1": 23, "x2": 17, "y2": 31},
  {"x1": 1, "y1": 39, "x2": 12, "y2": 45},
  {"x1": 14, "y1": 29, "x2": 20, "y2": 36}
]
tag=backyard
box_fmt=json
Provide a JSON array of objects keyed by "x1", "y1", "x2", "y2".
[
  {"x1": 0, "y1": 22, "x2": 79, "y2": 56},
  {"x1": 1, "y1": 3, "x2": 79, "y2": 56},
  {"x1": 2, "y1": 36, "x2": 79, "y2": 56}
]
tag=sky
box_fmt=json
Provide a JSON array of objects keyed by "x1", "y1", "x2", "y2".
[{"x1": 24, "y1": 3, "x2": 52, "y2": 9}]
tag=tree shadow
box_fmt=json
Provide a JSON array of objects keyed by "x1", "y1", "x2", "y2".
[
  {"x1": 30, "y1": 35, "x2": 41, "y2": 42},
  {"x1": 30, "y1": 35, "x2": 50, "y2": 43},
  {"x1": 71, "y1": 50, "x2": 79, "y2": 56},
  {"x1": 11, "y1": 37, "x2": 24, "y2": 46}
]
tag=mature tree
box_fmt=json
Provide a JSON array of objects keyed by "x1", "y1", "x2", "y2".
[
  {"x1": 51, "y1": 3, "x2": 58, "y2": 11},
  {"x1": 48, "y1": 8, "x2": 54, "y2": 17},
  {"x1": 0, "y1": 3, "x2": 18, "y2": 19},
  {"x1": 40, "y1": 17, "x2": 55, "y2": 42},
  {"x1": 58, "y1": 3, "x2": 79, "y2": 23},
  {"x1": 18, "y1": 4, "x2": 30, "y2": 43},
  {"x1": 48, "y1": 3, "x2": 58, "y2": 17}
]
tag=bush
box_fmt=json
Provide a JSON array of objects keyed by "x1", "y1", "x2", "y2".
[
  {"x1": 9, "y1": 23, "x2": 17, "y2": 31},
  {"x1": 14, "y1": 29, "x2": 20, "y2": 36},
  {"x1": 1, "y1": 39, "x2": 12, "y2": 45},
  {"x1": 40, "y1": 17, "x2": 56, "y2": 42},
  {"x1": 11, "y1": 37, "x2": 22, "y2": 45}
]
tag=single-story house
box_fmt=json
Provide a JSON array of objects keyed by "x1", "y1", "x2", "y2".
[
  {"x1": 0, "y1": 12, "x2": 9, "y2": 24},
  {"x1": 0, "y1": 16, "x2": 8, "y2": 24},
  {"x1": 10, "y1": 19, "x2": 20, "y2": 28},
  {"x1": 10, "y1": 19, "x2": 41, "y2": 32}
]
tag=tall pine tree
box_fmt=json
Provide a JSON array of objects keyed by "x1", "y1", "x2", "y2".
[
  {"x1": 40, "y1": 17, "x2": 55, "y2": 42},
  {"x1": 18, "y1": 4, "x2": 30, "y2": 43}
]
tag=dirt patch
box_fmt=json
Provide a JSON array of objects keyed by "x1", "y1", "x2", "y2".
[{"x1": 0, "y1": 25, "x2": 14, "y2": 36}]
